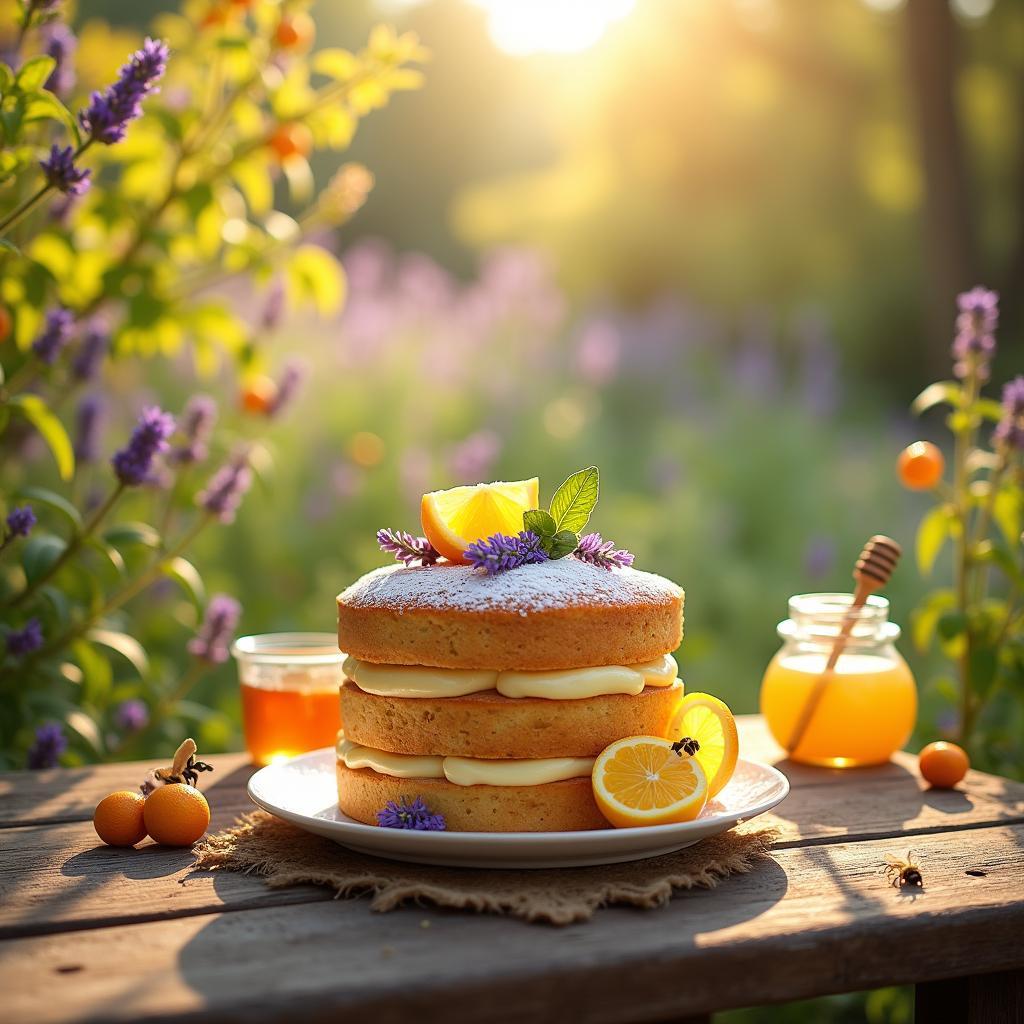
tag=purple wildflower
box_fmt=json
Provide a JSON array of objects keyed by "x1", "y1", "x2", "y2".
[
  {"x1": 187, "y1": 594, "x2": 241, "y2": 663},
  {"x1": 261, "y1": 278, "x2": 286, "y2": 332},
  {"x1": 952, "y1": 287, "x2": 999, "y2": 381},
  {"x1": 994, "y1": 375, "x2": 1024, "y2": 451},
  {"x1": 40, "y1": 144, "x2": 90, "y2": 196},
  {"x1": 111, "y1": 405, "x2": 175, "y2": 485},
  {"x1": 27, "y1": 722, "x2": 66, "y2": 770},
  {"x1": 114, "y1": 699, "x2": 149, "y2": 733},
  {"x1": 268, "y1": 360, "x2": 306, "y2": 417},
  {"x1": 197, "y1": 453, "x2": 252, "y2": 523},
  {"x1": 465, "y1": 531, "x2": 549, "y2": 575},
  {"x1": 574, "y1": 533, "x2": 634, "y2": 570},
  {"x1": 42, "y1": 21, "x2": 76, "y2": 97},
  {"x1": 448, "y1": 430, "x2": 501, "y2": 482},
  {"x1": 79, "y1": 37, "x2": 168, "y2": 144},
  {"x1": 6, "y1": 618, "x2": 43, "y2": 657},
  {"x1": 377, "y1": 796, "x2": 446, "y2": 831},
  {"x1": 71, "y1": 321, "x2": 108, "y2": 380},
  {"x1": 31, "y1": 307, "x2": 74, "y2": 364},
  {"x1": 171, "y1": 394, "x2": 217, "y2": 464},
  {"x1": 74, "y1": 394, "x2": 106, "y2": 463},
  {"x1": 377, "y1": 528, "x2": 440, "y2": 567},
  {"x1": 5, "y1": 505, "x2": 37, "y2": 538}
]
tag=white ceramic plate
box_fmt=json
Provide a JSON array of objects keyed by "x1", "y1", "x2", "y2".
[{"x1": 247, "y1": 748, "x2": 789, "y2": 869}]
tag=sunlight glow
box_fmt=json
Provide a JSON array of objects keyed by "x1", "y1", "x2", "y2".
[{"x1": 472, "y1": 0, "x2": 636, "y2": 56}]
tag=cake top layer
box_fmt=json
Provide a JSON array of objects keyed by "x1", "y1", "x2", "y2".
[{"x1": 338, "y1": 558, "x2": 682, "y2": 616}]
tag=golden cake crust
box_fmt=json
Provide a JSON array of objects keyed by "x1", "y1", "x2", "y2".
[
  {"x1": 340, "y1": 680, "x2": 683, "y2": 758},
  {"x1": 337, "y1": 762, "x2": 608, "y2": 832},
  {"x1": 337, "y1": 560, "x2": 684, "y2": 670}
]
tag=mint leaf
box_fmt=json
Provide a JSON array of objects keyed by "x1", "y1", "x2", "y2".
[
  {"x1": 546, "y1": 530, "x2": 579, "y2": 560},
  {"x1": 523, "y1": 509, "x2": 557, "y2": 537},
  {"x1": 548, "y1": 466, "x2": 599, "y2": 534}
]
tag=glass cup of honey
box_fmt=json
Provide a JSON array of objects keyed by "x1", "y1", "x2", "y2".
[
  {"x1": 760, "y1": 593, "x2": 917, "y2": 767},
  {"x1": 231, "y1": 632, "x2": 344, "y2": 766}
]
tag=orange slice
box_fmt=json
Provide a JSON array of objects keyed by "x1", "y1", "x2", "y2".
[
  {"x1": 420, "y1": 478, "x2": 540, "y2": 564},
  {"x1": 592, "y1": 735, "x2": 708, "y2": 828},
  {"x1": 669, "y1": 692, "x2": 739, "y2": 798}
]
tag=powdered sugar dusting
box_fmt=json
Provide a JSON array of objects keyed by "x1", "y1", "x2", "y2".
[{"x1": 339, "y1": 558, "x2": 682, "y2": 615}]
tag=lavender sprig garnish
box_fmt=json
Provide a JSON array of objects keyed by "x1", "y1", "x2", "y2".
[
  {"x1": 574, "y1": 532, "x2": 634, "y2": 569},
  {"x1": 39, "y1": 144, "x2": 91, "y2": 196},
  {"x1": 952, "y1": 286, "x2": 998, "y2": 382},
  {"x1": 111, "y1": 405, "x2": 175, "y2": 485},
  {"x1": 465, "y1": 531, "x2": 549, "y2": 575},
  {"x1": 377, "y1": 797, "x2": 446, "y2": 831},
  {"x1": 377, "y1": 528, "x2": 440, "y2": 567},
  {"x1": 80, "y1": 37, "x2": 168, "y2": 144}
]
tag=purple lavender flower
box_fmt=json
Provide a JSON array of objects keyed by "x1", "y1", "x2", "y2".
[
  {"x1": 80, "y1": 37, "x2": 168, "y2": 144},
  {"x1": 5, "y1": 505, "x2": 36, "y2": 538},
  {"x1": 465, "y1": 531, "x2": 549, "y2": 575},
  {"x1": 171, "y1": 394, "x2": 217, "y2": 464},
  {"x1": 377, "y1": 528, "x2": 440, "y2": 567},
  {"x1": 31, "y1": 307, "x2": 74, "y2": 364},
  {"x1": 73, "y1": 394, "x2": 105, "y2": 463},
  {"x1": 574, "y1": 533, "x2": 634, "y2": 570},
  {"x1": 994, "y1": 375, "x2": 1024, "y2": 451},
  {"x1": 111, "y1": 405, "x2": 175, "y2": 486},
  {"x1": 953, "y1": 287, "x2": 999, "y2": 381},
  {"x1": 71, "y1": 321, "x2": 108, "y2": 380},
  {"x1": 197, "y1": 453, "x2": 252, "y2": 523},
  {"x1": 377, "y1": 796, "x2": 446, "y2": 831},
  {"x1": 114, "y1": 699, "x2": 149, "y2": 733},
  {"x1": 27, "y1": 722, "x2": 66, "y2": 770},
  {"x1": 187, "y1": 594, "x2": 241, "y2": 663},
  {"x1": 261, "y1": 278, "x2": 286, "y2": 332},
  {"x1": 6, "y1": 618, "x2": 43, "y2": 657},
  {"x1": 40, "y1": 144, "x2": 90, "y2": 196},
  {"x1": 42, "y1": 21, "x2": 76, "y2": 97},
  {"x1": 268, "y1": 360, "x2": 306, "y2": 417}
]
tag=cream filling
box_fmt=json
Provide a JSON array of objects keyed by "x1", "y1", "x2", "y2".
[
  {"x1": 337, "y1": 734, "x2": 594, "y2": 787},
  {"x1": 342, "y1": 653, "x2": 678, "y2": 700}
]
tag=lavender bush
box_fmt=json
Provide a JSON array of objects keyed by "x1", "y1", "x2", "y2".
[{"x1": 0, "y1": 0, "x2": 425, "y2": 768}]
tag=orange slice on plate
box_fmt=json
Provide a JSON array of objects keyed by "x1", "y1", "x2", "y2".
[
  {"x1": 669, "y1": 692, "x2": 739, "y2": 798},
  {"x1": 421, "y1": 478, "x2": 539, "y2": 564},
  {"x1": 592, "y1": 735, "x2": 708, "y2": 828}
]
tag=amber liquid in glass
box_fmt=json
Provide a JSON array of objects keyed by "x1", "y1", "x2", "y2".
[{"x1": 240, "y1": 680, "x2": 342, "y2": 766}]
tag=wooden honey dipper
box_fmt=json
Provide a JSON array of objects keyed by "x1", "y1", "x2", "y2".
[{"x1": 785, "y1": 535, "x2": 902, "y2": 756}]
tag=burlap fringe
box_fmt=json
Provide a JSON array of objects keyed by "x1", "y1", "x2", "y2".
[{"x1": 193, "y1": 811, "x2": 778, "y2": 925}]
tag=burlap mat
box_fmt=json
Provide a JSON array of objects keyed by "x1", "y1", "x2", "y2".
[{"x1": 192, "y1": 811, "x2": 778, "y2": 925}]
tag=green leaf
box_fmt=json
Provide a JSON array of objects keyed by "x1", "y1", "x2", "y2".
[
  {"x1": 546, "y1": 530, "x2": 580, "y2": 560},
  {"x1": 64, "y1": 708, "x2": 103, "y2": 753},
  {"x1": 85, "y1": 537, "x2": 125, "y2": 579},
  {"x1": 970, "y1": 644, "x2": 999, "y2": 698},
  {"x1": 313, "y1": 48, "x2": 358, "y2": 80},
  {"x1": 0, "y1": 63, "x2": 14, "y2": 92},
  {"x1": 916, "y1": 504, "x2": 956, "y2": 576},
  {"x1": 16, "y1": 56, "x2": 56, "y2": 93},
  {"x1": 993, "y1": 489, "x2": 1021, "y2": 546},
  {"x1": 87, "y1": 628, "x2": 149, "y2": 678},
  {"x1": 23, "y1": 91, "x2": 81, "y2": 146},
  {"x1": 548, "y1": 466, "x2": 599, "y2": 535},
  {"x1": 986, "y1": 542, "x2": 1023, "y2": 586},
  {"x1": 975, "y1": 398, "x2": 1006, "y2": 423},
  {"x1": 911, "y1": 381, "x2": 961, "y2": 416},
  {"x1": 523, "y1": 509, "x2": 557, "y2": 538},
  {"x1": 16, "y1": 486, "x2": 82, "y2": 531},
  {"x1": 937, "y1": 611, "x2": 967, "y2": 641},
  {"x1": 911, "y1": 589, "x2": 956, "y2": 651},
  {"x1": 21, "y1": 534, "x2": 65, "y2": 583},
  {"x1": 103, "y1": 522, "x2": 162, "y2": 549},
  {"x1": 286, "y1": 244, "x2": 346, "y2": 316},
  {"x1": 8, "y1": 395, "x2": 75, "y2": 480},
  {"x1": 163, "y1": 556, "x2": 206, "y2": 608},
  {"x1": 72, "y1": 640, "x2": 113, "y2": 705},
  {"x1": 0, "y1": 237, "x2": 19, "y2": 256}
]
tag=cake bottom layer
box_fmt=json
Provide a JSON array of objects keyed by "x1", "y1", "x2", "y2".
[{"x1": 337, "y1": 761, "x2": 608, "y2": 832}]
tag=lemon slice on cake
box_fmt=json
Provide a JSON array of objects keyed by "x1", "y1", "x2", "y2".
[{"x1": 421, "y1": 478, "x2": 539, "y2": 564}]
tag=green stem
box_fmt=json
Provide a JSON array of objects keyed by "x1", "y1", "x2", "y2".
[
  {"x1": 0, "y1": 141, "x2": 93, "y2": 238},
  {"x1": 7, "y1": 482, "x2": 125, "y2": 609},
  {"x1": 971, "y1": 454, "x2": 1007, "y2": 602}
]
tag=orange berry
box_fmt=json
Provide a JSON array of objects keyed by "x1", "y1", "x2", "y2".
[
  {"x1": 94, "y1": 790, "x2": 148, "y2": 847},
  {"x1": 240, "y1": 375, "x2": 278, "y2": 415},
  {"x1": 0, "y1": 305, "x2": 11, "y2": 343},
  {"x1": 268, "y1": 122, "x2": 313, "y2": 162},
  {"x1": 143, "y1": 783, "x2": 211, "y2": 847},
  {"x1": 897, "y1": 441, "x2": 944, "y2": 491},
  {"x1": 274, "y1": 11, "x2": 315, "y2": 51},
  {"x1": 919, "y1": 741, "x2": 970, "y2": 789}
]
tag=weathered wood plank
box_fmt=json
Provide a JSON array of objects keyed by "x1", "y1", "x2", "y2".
[
  {"x1": 3, "y1": 826, "x2": 1023, "y2": 1024},
  {"x1": 0, "y1": 754, "x2": 254, "y2": 828}
]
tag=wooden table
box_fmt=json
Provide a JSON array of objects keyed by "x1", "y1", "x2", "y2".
[{"x1": 2, "y1": 716, "x2": 1023, "y2": 1023}]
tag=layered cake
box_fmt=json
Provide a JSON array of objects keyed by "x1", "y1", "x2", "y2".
[{"x1": 335, "y1": 558, "x2": 685, "y2": 831}]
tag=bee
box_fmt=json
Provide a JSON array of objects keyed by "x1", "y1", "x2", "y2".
[
  {"x1": 883, "y1": 850, "x2": 923, "y2": 889},
  {"x1": 142, "y1": 738, "x2": 214, "y2": 794}
]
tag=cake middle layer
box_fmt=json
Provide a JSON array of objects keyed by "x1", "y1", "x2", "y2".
[{"x1": 340, "y1": 678, "x2": 684, "y2": 759}]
